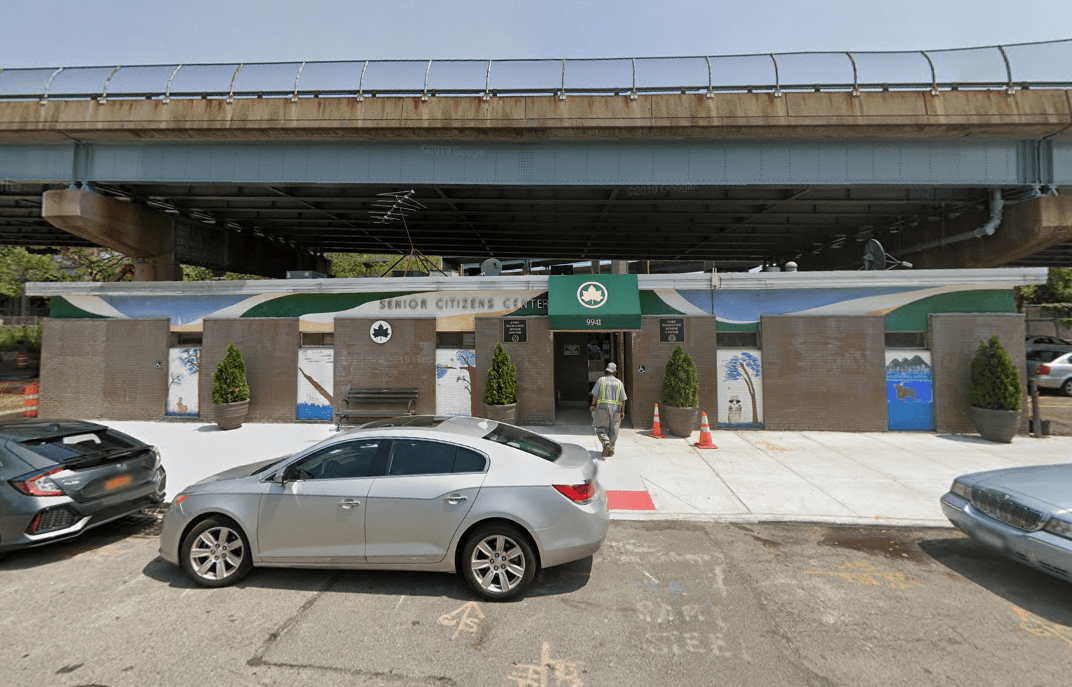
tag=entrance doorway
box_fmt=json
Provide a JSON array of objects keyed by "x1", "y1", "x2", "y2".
[{"x1": 553, "y1": 332, "x2": 626, "y2": 408}]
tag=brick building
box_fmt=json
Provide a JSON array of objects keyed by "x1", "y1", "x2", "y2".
[{"x1": 26, "y1": 267, "x2": 1043, "y2": 433}]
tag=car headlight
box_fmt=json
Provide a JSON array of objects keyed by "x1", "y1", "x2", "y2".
[
  {"x1": 950, "y1": 480, "x2": 973, "y2": 500},
  {"x1": 1044, "y1": 518, "x2": 1072, "y2": 539}
]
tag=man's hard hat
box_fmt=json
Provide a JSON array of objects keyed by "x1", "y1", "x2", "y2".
[{"x1": 606, "y1": 362, "x2": 617, "y2": 373}]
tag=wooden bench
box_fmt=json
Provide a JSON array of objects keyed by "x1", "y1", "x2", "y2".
[{"x1": 335, "y1": 388, "x2": 419, "y2": 430}]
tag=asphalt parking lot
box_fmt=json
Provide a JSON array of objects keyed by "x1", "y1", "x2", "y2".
[{"x1": 4, "y1": 514, "x2": 1072, "y2": 687}]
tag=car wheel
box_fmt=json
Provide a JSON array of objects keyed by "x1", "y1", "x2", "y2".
[
  {"x1": 461, "y1": 525, "x2": 536, "y2": 601},
  {"x1": 180, "y1": 517, "x2": 252, "y2": 588},
  {"x1": 1062, "y1": 379, "x2": 1072, "y2": 397}
]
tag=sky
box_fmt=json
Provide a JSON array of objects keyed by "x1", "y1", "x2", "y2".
[{"x1": 1, "y1": 0, "x2": 1071, "y2": 69}]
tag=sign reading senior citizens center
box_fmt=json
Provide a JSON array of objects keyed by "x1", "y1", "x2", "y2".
[{"x1": 547, "y1": 275, "x2": 642, "y2": 330}]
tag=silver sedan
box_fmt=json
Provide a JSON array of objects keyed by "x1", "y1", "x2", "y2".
[
  {"x1": 941, "y1": 464, "x2": 1072, "y2": 584},
  {"x1": 158, "y1": 416, "x2": 608, "y2": 600},
  {"x1": 1027, "y1": 349, "x2": 1072, "y2": 396}
]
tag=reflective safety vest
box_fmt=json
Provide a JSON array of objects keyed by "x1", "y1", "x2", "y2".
[{"x1": 596, "y1": 377, "x2": 624, "y2": 406}]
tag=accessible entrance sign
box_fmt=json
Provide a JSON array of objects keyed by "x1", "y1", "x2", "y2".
[{"x1": 547, "y1": 275, "x2": 642, "y2": 330}]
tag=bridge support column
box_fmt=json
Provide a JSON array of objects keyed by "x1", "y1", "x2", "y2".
[
  {"x1": 908, "y1": 196, "x2": 1072, "y2": 269},
  {"x1": 42, "y1": 189, "x2": 330, "y2": 280},
  {"x1": 805, "y1": 195, "x2": 1072, "y2": 271}
]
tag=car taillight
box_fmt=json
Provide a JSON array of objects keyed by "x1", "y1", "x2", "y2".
[
  {"x1": 554, "y1": 482, "x2": 595, "y2": 503},
  {"x1": 10, "y1": 467, "x2": 65, "y2": 497},
  {"x1": 1038, "y1": 364, "x2": 1051, "y2": 375}
]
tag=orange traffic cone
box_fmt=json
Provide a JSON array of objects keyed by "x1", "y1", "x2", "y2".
[
  {"x1": 648, "y1": 404, "x2": 665, "y2": 439},
  {"x1": 693, "y1": 412, "x2": 717, "y2": 449},
  {"x1": 22, "y1": 381, "x2": 38, "y2": 418}
]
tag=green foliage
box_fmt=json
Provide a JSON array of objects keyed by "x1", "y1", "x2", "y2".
[
  {"x1": 661, "y1": 346, "x2": 699, "y2": 408},
  {"x1": 56, "y1": 248, "x2": 132, "y2": 283},
  {"x1": 329, "y1": 253, "x2": 443, "y2": 278},
  {"x1": 1020, "y1": 267, "x2": 1072, "y2": 324},
  {"x1": 0, "y1": 247, "x2": 56, "y2": 297},
  {"x1": 182, "y1": 265, "x2": 266, "y2": 281},
  {"x1": 0, "y1": 323, "x2": 43, "y2": 351},
  {"x1": 211, "y1": 343, "x2": 250, "y2": 405},
  {"x1": 970, "y1": 335, "x2": 1022, "y2": 411},
  {"x1": 483, "y1": 342, "x2": 518, "y2": 405}
]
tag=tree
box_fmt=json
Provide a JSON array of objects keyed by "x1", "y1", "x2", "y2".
[
  {"x1": 0, "y1": 247, "x2": 57, "y2": 297},
  {"x1": 56, "y1": 247, "x2": 132, "y2": 283},
  {"x1": 329, "y1": 253, "x2": 442, "y2": 278},
  {"x1": 661, "y1": 346, "x2": 699, "y2": 408},
  {"x1": 1020, "y1": 267, "x2": 1072, "y2": 324},
  {"x1": 484, "y1": 343, "x2": 518, "y2": 405},
  {"x1": 211, "y1": 343, "x2": 250, "y2": 405},
  {"x1": 723, "y1": 351, "x2": 762, "y2": 427},
  {"x1": 970, "y1": 336, "x2": 1021, "y2": 411}
]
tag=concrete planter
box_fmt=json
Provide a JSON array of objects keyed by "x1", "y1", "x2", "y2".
[
  {"x1": 215, "y1": 399, "x2": 250, "y2": 431},
  {"x1": 968, "y1": 406, "x2": 1021, "y2": 443},
  {"x1": 484, "y1": 402, "x2": 518, "y2": 425},
  {"x1": 661, "y1": 404, "x2": 699, "y2": 438}
]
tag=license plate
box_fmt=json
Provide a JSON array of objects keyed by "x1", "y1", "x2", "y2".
[{"x1": 104, "y1": 474, "x2": 133, "y2": 491}]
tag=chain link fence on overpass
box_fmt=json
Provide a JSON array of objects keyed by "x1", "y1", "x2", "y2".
[{"x1": 1, "y1": 39, "x2": 1070, "y2": 103}]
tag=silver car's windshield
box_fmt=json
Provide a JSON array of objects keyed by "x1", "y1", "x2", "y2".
[{"x1": 481, "y1": 424, "x2": 562, "y2": 462}]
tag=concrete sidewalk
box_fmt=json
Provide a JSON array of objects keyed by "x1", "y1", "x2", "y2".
[{"x1": 103, "y1": 418, "x2": 1072, "y2": 528}]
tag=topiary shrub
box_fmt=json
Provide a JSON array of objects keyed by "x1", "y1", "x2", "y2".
[
  {"x1": 484, "y1": 342, "x2": 518, "y2": 405},
  {"x1": 211, "y1": 343, "x2": 250, "y2": 405},
  {"x1": 970, "y1": 335, "x2": 1021, "y2": 411},
  {"x1": 661, "y1": 346, "x2": 699, "y2": 408}
]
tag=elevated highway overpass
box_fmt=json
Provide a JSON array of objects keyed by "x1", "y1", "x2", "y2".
[{"x1": 1, "y1": 44, "x2": 1072, "y2": 278}]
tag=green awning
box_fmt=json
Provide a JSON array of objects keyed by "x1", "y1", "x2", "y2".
[{"x1": 547, "y1": 274, "x2": 642, "y2": 330}]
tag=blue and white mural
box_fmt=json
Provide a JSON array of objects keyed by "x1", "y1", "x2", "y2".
[
  {"x1": 167, "y1": 347, "x2": 200, "y2": 417},
  {"x1": 886, "y1": 350, "x2": 934, "y2": 431},
  {"x1": 717, "y1": 349, "x2": 763, "y2": 429},
  {"x1": 436, "y1": 350, "x2": 476, "y2": 417},
  {"x1": 297, "y1": 348, "x2": 334, "y2": 420}
]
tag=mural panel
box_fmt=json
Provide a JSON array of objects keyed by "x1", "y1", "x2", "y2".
[
  {"x1": 717, "y1": 349, "x2": 763, "y2": 429},
  {"x1": 167, "y1": 347, "x2": 200, "y2": 417},
  {"x1": 436, "y1": 350, "x2": 476, "y2": 417},
  {"x1": 886, "y1": 349, "x2": 934, "y2": 431},
  {"x1": 297, "y1": 348, "x2": 334, "y2": 420}
]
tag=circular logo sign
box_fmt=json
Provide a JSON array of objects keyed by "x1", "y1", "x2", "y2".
[
  {"x1": 576, "y1": 281, "x2": 608, "y2": 309},
  {"x1": 370, "y1": 320, "x2": 392, "y2": 344}
]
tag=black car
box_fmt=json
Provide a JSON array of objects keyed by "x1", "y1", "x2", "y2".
[{"x1": 0, "y1": 420, "x2": 166, "y2": 556}]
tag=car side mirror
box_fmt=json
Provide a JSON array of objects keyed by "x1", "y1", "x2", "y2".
[{"x1": 273, "y1": 466, "x2": 293, "y2": 485}]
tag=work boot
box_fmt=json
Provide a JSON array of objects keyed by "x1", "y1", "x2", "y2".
[
  {"x1": 601, "y1": 443, "x2": 612, "y2": 458},
  {"x1": 607, "y1": 446, "x2": 615, "y2": 457}
]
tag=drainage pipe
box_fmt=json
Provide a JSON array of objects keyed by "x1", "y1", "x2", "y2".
[{"x1": 898, "y1": 189, "x2": 1004, "y2": 256}]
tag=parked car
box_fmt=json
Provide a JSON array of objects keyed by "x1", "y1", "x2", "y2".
[
  {"x1": 159, "y1": 416, "x2": 608, "y2": 600},
  {"x1": 942, "y1": 465, "x2": 1072, "y2": 584},
  {"x1": 0, "y1": 420, "x2": 166, "y2": 556},
  {"x1": 1026, "y1": 349, "x2": 1072, "y2": 396},
  {"x1": 1025, "y1": 335, "x2": 1072, "y2": 352}
]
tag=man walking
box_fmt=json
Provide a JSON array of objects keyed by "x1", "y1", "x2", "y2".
[{"x1": 590, "y1": 362, "x2": 627, "y2": 457}]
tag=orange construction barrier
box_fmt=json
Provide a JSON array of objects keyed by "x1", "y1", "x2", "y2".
[
  {"x1": 693, "y1": 412, "x2": 717, "y2": 449},
  {"x1": 23, "y1": 381, "x2": 39, "y2": 418},
  {"x1": 648, "y1": 404, "x2": 665, "y2": 439}
]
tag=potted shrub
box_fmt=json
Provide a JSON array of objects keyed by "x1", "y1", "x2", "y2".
[
  {"x1": 483, "y1": 342, "x2": 518, "y2": 424},
  {"x1": 968, "y1": 335, "x2": 1022, "y2": 443},
  {"x1": 211, "y1": 343, "x2": 250, "y2": 430},
  {"x1": 661, "y1": 346, "x2": 700, "y2": 437}
]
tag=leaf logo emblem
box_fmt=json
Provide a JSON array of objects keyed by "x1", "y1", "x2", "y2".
[
  {"x1": 577, "y1": 282, "x2": 608, "y2": 309},
  {"x1": 370, "y1": 320, "x2": 392, "y2": 344}
]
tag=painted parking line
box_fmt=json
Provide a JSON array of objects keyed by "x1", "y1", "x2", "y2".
[{"x1": 607, "y1": 490, "x2": 656, "y2": 511}]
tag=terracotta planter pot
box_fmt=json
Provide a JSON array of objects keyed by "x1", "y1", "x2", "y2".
[
  {"x1": 661, "y1": 404, "x2": 699, "y2": 438},
  {"x1": 215, "y1": 399, "x2": 250, "y2": 431},
  {"x1": 968, "y1": 405, "x2": 1021, "y2": 443},
  {"x1": 484, "y1": 402, "x2": 518, "y2": 425}
]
